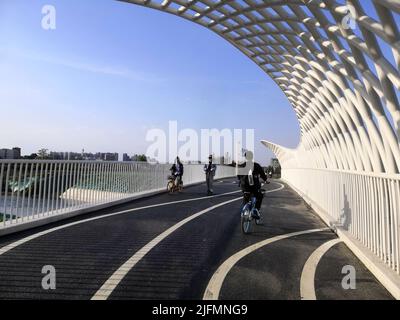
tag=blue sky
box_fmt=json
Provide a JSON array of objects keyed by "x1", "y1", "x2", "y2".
[{"x1": 1, "y1": 0, "x2": 304, "y2": 164}]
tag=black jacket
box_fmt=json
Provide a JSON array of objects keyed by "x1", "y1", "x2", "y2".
[{"x1": 238, "y1": 162, "x2": 267, "y2": 191}]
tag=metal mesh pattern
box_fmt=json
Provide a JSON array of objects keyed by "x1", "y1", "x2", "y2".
[{"x1": 121, "y1": 0, "x2": 400, "y2": 174}]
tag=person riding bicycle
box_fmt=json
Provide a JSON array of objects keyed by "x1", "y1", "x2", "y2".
[{"x1": 237, "y1": 151, "x2": 269, "y2": 220}]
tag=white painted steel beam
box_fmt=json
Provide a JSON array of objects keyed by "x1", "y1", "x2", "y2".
[{"x1": 118, "y1": 0, "x2": 400, "y2": 277}]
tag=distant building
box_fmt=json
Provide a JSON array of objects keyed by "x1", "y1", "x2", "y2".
[
  {"x1": 49, "y1": 151, "x2": 66, "y2": 160},
  {"x1": 0, "y1": 147, "x2": 21, "y2": 159},
  {"x1": 123, "y1": 153, "x2": 131, "y2": 162},
  {"x1": 95, "y1": 152, "x2": 118, "y2": 161},
  {"x1": 12, "y1": 147, "x2": 21, "y2": 159},
  {"x1": 47, "y1": 151, "x2": 119, "y2": 161},
  {"x1": 0, "y1": 149, "x2": 6, "y2": 159}
]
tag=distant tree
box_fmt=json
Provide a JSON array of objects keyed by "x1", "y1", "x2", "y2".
[
  {"x1": 132, "y1": 154, "x2": 148, "y2": 162},
  {"x1": 23, "y1": 153, "x2": 38, "y2": 160},
  {"x1": 37, "y1": 149, "x2": 49, "y2": 159}
]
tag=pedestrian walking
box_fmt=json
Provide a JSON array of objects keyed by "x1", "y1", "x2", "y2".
[{"x1": 204, "y1": 155, "x2": 216, "y2": 195}]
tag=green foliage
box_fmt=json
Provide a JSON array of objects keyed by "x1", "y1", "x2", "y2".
[
  {"x1": 132, "y1": 154, "x2": 148, "y2": 162},
  {"x1": 37, "y1": 148, "x2": 49, "y2": 159},
  {"x1": 0, "y1": 214, "x2": 16, "y2": 223}
]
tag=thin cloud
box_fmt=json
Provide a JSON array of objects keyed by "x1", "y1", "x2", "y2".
[
  {"x1": 48, "y1": 58, "x2": 165, "y2": 83},
  {"x1": 0, "y1": 47, "x2": 166, "y2": 83}
]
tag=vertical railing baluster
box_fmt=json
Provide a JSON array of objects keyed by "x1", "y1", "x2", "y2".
[
  {"x1": 3, "y1": 163, "x2": 11, "y2": 226},
  {"x1": 32, "y1": 163, "x2": 39, "y2": 219},
  {"x1": 21, "y1": 162, "x2": 28, "y2": 222},
  {"x1": 108, "y1": 162, "x2": 112, "y2": 198},
  {"x1": 51, "y1": 162, "x2": 57, "y2": 214},
  {"x1": 10, "y1": 163, "x2": 17, "y2": 224},
  {"x1": 59, "y1": 162, "x2": 66, "y2": 212},
  {"x1": 389, "y1": 179, "x2": 395, "y2": 270},
  {"x1": 63, "y1": 162, "x2": 70, "y2": 212},
  {"x1": 81, "y1": 162, "x2": 87, "y2": 204},
  {"x1": 15, "y1": 162, "x2": 24, "y2": 223},
  {"x1": 117, "y1": 162, "x2": 121, "y2": 199},
  {"x1": 26, "y1": 163, "x2": 34, "y2": 220},
  {"x1": 56, "y1": 162, "x2": 61, "y2": 213},
  {"x1": 40, "y1": 162, "x2": 48, "y2": 216},
  {"x1": 0, "y1": 163, "x2": 4, "y2": 225},
  {"x1": 88, "y1": 162, "x2": 93, "y2": 204},
  {"x1": 73, "y1": 162, "x2": 79, "y2": 206},
  {"x1": 106, "y1": 162, "x2": 111, "y2": 201},
  {"x1": 394, "y1": 180, "x2": 400, "y2": 274},
  {"x1": 45, "y1": 162, "x2": 52, "y2": 216},
  {"x1": 111, "y1": 162, "x2": 116, "y2": 200},
  {"x1": 94, "y1": 162, "x2": 100, "y2": 204},
  {"x1": 71, "y1": 162, "x2": 77, "y2": 209}
]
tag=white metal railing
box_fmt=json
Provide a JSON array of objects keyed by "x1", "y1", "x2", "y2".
[
  {"x1": 0, "y1": 160, "x2": 235, "y2": 229},
  {"x1": 283, "y1": 168, "x2": 400, "y2": 275}
]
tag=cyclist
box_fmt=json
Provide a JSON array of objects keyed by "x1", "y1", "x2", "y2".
[
  {"x1": 175, "y1": 157, "x2": 184, "y2": 188},
  {"x1": 168, "y1": 163, "x2": 177, "y2": 186},
  {"x1": 237, "y1": 151, "x2": 269, "y2": 220}
]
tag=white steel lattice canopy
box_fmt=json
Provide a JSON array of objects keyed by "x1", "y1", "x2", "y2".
[{"x1": 121, "y1": 0, "x2": 400, "y2": 174}]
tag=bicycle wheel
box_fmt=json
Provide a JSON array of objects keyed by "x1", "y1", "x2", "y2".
[
  {"x1": 167, "y1": 181, "x2": 174, "y2": 193},
  {"x1": 241, "y1": 205, "x2": 251, "y2": 234},
  {"x1": 241, "y1": 215, "x2": 251, "y2": 234}
]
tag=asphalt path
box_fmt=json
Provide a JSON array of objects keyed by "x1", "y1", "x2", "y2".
[{"x1": 0, "y1": 178, "x2": 393, "y2": 300}]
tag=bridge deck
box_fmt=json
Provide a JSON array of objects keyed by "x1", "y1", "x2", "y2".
[{"x1": 0, "y1": 178, "x2": 392, "y2": 300}]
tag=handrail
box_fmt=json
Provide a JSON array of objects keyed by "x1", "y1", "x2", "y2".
[
  {"x1": 282, "y1": 168, "x2": 400, "y2": 275},
  {"x1": 0, "y1": 161, "x2": 235, "y2": 229},
  {"x1": 284, "y1": 167, "x2": 400, "y2": 180}
]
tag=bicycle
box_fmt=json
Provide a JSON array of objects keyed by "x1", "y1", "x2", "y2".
[
  {"x1": 167, "y1": 174, "x2": 183, "y2": 193},
  {"x1": 240, "y1": 189, "x2": 266, "y2": 234}
]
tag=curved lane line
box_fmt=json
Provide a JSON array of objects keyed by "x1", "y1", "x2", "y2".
[
  {"x1": 0, "y1": 189, "x2": 243, "y2": 257},
  {"x1": 91, "y1": 197, "x2": 243, "y2": 300},
  {"x1": 91, "y1": 182, "x2": 285, "y2": 300},
  {"x1": 300, "y1": 239, "x2": 342, "y2": 300},
  {"x1": 203, "y1": 228, "x2": 330, "y2": 300}
]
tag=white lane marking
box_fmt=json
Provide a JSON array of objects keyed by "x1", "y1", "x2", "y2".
[
  {"x1": 300, "y1": 239, "x2": 342, "y2": 300},
  {"x1": 203, "y1": 228, "x2": 330, "y2": 300},
  {"x1": 92, "y1": 182, "x2": 285, "y2": 300},
  {"x1": 91, "y1": 197, "x2": 242, "y2": 300},
  {"x1": 0, "y1": 189, "x2": 242, "y2": 257}
]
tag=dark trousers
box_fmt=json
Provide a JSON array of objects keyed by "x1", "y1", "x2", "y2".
[
  {"x1": 242, "y1": 188, "x2": 263, "y2": 210},
  {"x1": 206, "y1": 173, "x2": 214, "y2": 193}
]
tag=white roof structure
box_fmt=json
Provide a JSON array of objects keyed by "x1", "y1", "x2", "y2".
[
  {"x1": 121, "y1": 0, "x2": 400, "y2": 174},
  {"x1": 120, "y1": 1, "x2": 400, "y2": 284}
]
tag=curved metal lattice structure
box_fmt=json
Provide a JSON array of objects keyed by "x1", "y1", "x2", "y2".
[
  {"x1": 121, "y1": 0, "x2": 400, "y2": 174},
  {"x1": 120, "y1": 0, "x2": 400, "y2": 281}
]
